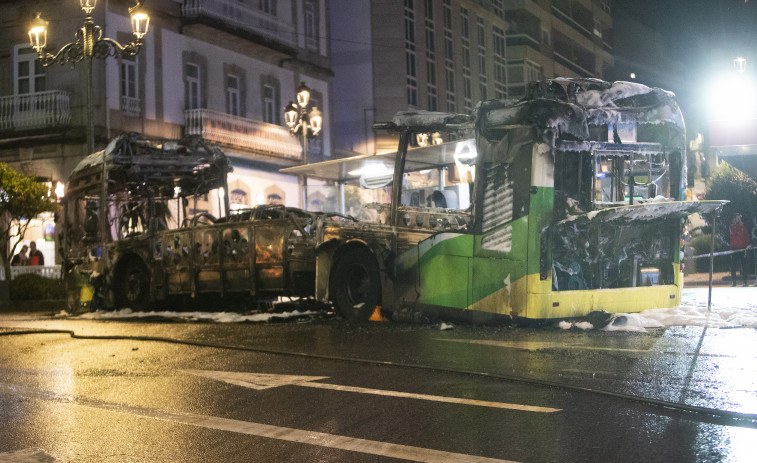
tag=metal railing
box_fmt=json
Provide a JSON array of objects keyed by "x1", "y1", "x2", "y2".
[
  {"x1": 0, "y1": 265, "x2": 61, "y2": 281},
  {"x1": 182, "y1": 0, "x2": 296, "y2": 48},
  {"x1": 121, "y1": 95, "x2": 142, "y2": 117},
  {"x1": 185, "y1": 108, "x2": 302, "y2": 161},
  {"x1": 0, "y1": 91, "x2": 71, "y2": 131}
]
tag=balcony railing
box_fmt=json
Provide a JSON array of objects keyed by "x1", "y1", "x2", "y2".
[
  {"x1": 0, "y1": 265, "x2": 61, "y2": 281},
  {"x1": 182, "y1": 0, "x2": 296, "y2": 48},
  {"x1": 0, "y1": 91, "x2": 71, "y2": 131},
  {"x1": 185, "y1": 109, "x2": 302, "y2": 161},
  {"x1": 121, "y1": 96, "x2": 142, "y2": 117}
]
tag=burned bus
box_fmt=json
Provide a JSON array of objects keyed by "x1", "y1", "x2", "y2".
[
  {"x1": 283, "y1": 78, "x2": 725, "y2": 322},
  {"x1": 60, "y1": 133, "x2": 326, "y2": 312}
]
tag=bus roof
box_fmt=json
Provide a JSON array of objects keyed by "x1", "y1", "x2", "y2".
[{"x1": 66, "y1": 133, "x2": 231, "y2": 199}]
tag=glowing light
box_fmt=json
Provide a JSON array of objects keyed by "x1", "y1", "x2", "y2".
[
  {"x1": 453, "y1": 139, "x2": 477, "y2": 162},
  {"x1": 55, "y1": 181, "x2": 65, "y2": 199},
  {"x1": 348, "y1": 163, "x2": 393, "y2": 178},
  {"x1": 734, "y1": 57, "x2": 747, "y2": 73},
  {"x1": 707, "y1": 74, "x2": 757, "y2": 120}
]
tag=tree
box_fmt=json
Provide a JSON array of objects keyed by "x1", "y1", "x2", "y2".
[
  {"x1": 705, "y1": 162, "x2": 757, "y2": 240},
  {"x1": 0, "y1": 163, "x2": 59, "y2": 279}
]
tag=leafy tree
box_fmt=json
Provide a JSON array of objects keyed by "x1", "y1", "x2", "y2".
[
  {"x1": 705, "y1": 162, "x2": 757, "y2": 240},
  {"x1": 0, "y1": 163, "x2": 59, "y2": 279}
]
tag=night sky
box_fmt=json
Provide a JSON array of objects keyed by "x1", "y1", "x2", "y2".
[
  {"x1": 614, "y1": 0, "x2": 757, "y2": 68},
  {"x1": 613, "y1": 0, "x2": 757, "y2": 131}
]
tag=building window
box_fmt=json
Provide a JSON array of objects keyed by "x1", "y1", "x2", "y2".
[
  {"x1": 492, "y1": 0, "x2": 505, "y2": 21},
  {"x1": 260, "y1": 0, "x2": 277, "y2": 15},
  {"x1": 443, "y1": 0, "x2": 455, "y2": 112},
  {"x1": 120, "y1": 55, "x2": 140, "y2": 115},
  {"x1": 460, "y1": 7, "x2": 469, "y2": 39},
  {"x1": 477, "y1": 17, "x2": 487, "y2": 101},
  {"x1": 14, "y1": 47, "x2": 45, "y2": 95},
  {"x1": 121, "y1": 57, "x2": 137, "y2": 99},
  {"x1": 443, "y1": 0, "x2": 452, "y2": 29},
  {"x1": 263, "y1": 84, "x2": 276, "y2": 123},
  {"x1": 185, "y1": 63, "x2": 201, "y2": 110},
  {"x1": 505, "y1": 60, "x2": 543, "y2": 97},
  {"x1": 493, "y1": 26, "x2": 507, "y2": 99},
  {"x1": 226, "y1": 74, "x2": 241, "y2": 116},
  {"x1": 405, "y1": 0, "x2": 418, "y2": 107},
  {"x1": 425, "y1": 0, "x2": 437, "y2": 111},
  {"x1": 304, "y1": 1, "x2": 318, "y2": 52},
  {"x1": 541, "y1": 27, "x2": 551, "y2": 46}
]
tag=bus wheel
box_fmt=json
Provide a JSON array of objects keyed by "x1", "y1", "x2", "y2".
[
  {"x1": 331, "y1": 247, "x2": 381, "y2": 321},
  {"x1": 117, "y1": 260, "x2": 150, "y2": 310}
]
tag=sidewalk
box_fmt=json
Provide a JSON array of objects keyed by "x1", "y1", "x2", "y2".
[{"x1": 683, "y1": 271, "x2": 756, "y2": 287}]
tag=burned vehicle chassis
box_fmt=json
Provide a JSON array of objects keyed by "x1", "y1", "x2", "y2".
[{"x1": 61, "y1": 133, "x2": 322, "y2": 312}]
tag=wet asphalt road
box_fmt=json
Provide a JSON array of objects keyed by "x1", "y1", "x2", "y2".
[{"x1": 0, "y1": 312, "x2": 756, "y2": 462}]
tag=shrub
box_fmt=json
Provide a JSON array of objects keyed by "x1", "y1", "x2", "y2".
[
  {"x1": 689, "y1": 233, "x2": 730, "y2": 272},
  {"x1": 10, "y1": 274, "x2": 65, "y2": 301},
  {"x1": 705, "y1": 162, "x2": 757, "y2": 228}
]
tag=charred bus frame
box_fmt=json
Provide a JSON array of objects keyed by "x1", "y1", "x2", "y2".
[{"x1": 284, "y1": 78, "x2": 725, "y2": 322}]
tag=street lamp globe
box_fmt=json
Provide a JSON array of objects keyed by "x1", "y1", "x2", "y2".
[
  {"x1": 309, "y1": 107, "x2": 322, "y2": 135},
  {"x1": 80, "y1": 0, "x2": 97, "y2": 14},
  {"x1": 284, "y1": 102, "x2": 298, "y2": 129},
  {"x1": 129, "y1": 2, "x2": 150, "y2": 40},
  {"x1": 296, "y1": 82, "x2": 311, "y2": 108},
  {"x1": 28, "y1": 13, "x2": 48, "y2": 52}
]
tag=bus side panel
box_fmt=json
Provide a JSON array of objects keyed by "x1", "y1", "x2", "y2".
[
  {"x1": 469, "y1": 258, "x2": 527, "y2": 316},
  {"x1": 527, "y1": 281, "x2": 680, "y2": 319},
  {"x1": 469, "y1": 217, "x2": 530, "y2": 315},
  {"x1": 164, "y1": 230, "x2": 192, "y2": 295},
  {"x1": 222, "y1": 225, "x2": 252, "y2": 294},
  {"x1": 255, "y1": 222, "x2": 286, "y2": 292},
  {"x1": 416, "y1": 233, "x2": 472, "y2": 310},
  {"x1": 524, "y1": 184, "x2": 555, "y2": 318},
  {"x1": 195, "y1": 226, "x2": 222, "y2": 293}
]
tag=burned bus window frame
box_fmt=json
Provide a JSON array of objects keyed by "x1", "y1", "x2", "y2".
[
  {"x1": 593, "y1": 148, "x2": 671, "y2": 205},
  {"x1": 554, "y1": 149, "x2": 593, "y2": 212}
]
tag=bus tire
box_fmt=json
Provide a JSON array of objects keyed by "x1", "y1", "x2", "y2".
[
  {"x1": 116, "y1": 259, "x2": 150, "y2": 310},
  {"x1": 330, "y1": 247, "x2": 381, "y2": 321}
]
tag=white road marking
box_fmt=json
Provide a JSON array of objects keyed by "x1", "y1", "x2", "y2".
[
  {"x1": 183, "y1": 369, "x2": 561, "y2": 413},
  {"x1": 437, "y1": 338, "x2": 650, "y2": 353},
  {"x1": 0, "y1": 382, "x2": 519, "y2": 463}
]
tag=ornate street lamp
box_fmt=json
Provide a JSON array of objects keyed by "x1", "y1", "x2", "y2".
[
  {"x1": 29, "y1": 0, "x2": 150, "y2": 155},
  {"x1": 285, "y1": 82, "x2": 323, "y2": 209},
  {"x1": 29, "y1": 0, "x2": 149, "y2": 273}
]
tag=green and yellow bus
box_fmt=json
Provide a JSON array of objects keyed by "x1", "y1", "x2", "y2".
[{"x1": 284, "y1": 78, "x2": 724, "y2": 322}]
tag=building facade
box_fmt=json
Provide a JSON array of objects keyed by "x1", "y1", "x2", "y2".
[
  {"x1": 329, "y1": 0, "x2": 614, "y2": 156},
  {"x1": 0, "y1": 0, "x2": 332, "y2": 263}
]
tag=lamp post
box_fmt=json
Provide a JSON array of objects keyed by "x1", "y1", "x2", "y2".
[
  {"x1": 29, "y1": 0, "x2": 149, "y2": 273},
  {"x1": 285, "y1": 82, "x2": 322, "y2": 209}
]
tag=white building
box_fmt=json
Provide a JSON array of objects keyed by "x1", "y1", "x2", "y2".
[{"x1": 0, "y1": 0, "x2": 332, "y2": 263}]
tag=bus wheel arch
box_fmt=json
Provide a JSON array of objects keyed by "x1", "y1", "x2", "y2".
[
  {"x1": 329, "y1": 242, "x2": 382, "y2": 321},
  {"x1": 114, "y1": 255, "x2": 151, "y2": 310}
]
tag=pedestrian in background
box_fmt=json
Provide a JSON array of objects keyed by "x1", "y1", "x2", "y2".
[
  {"x1": 10, "y1": 245, "x2": 28, "y2": 266},
  {"x1": 27, "y1": 241, "x2": 44, "y2": 266},
  {"x1": 728, "y1": 213, "x2": 749, "y2": 287}
]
